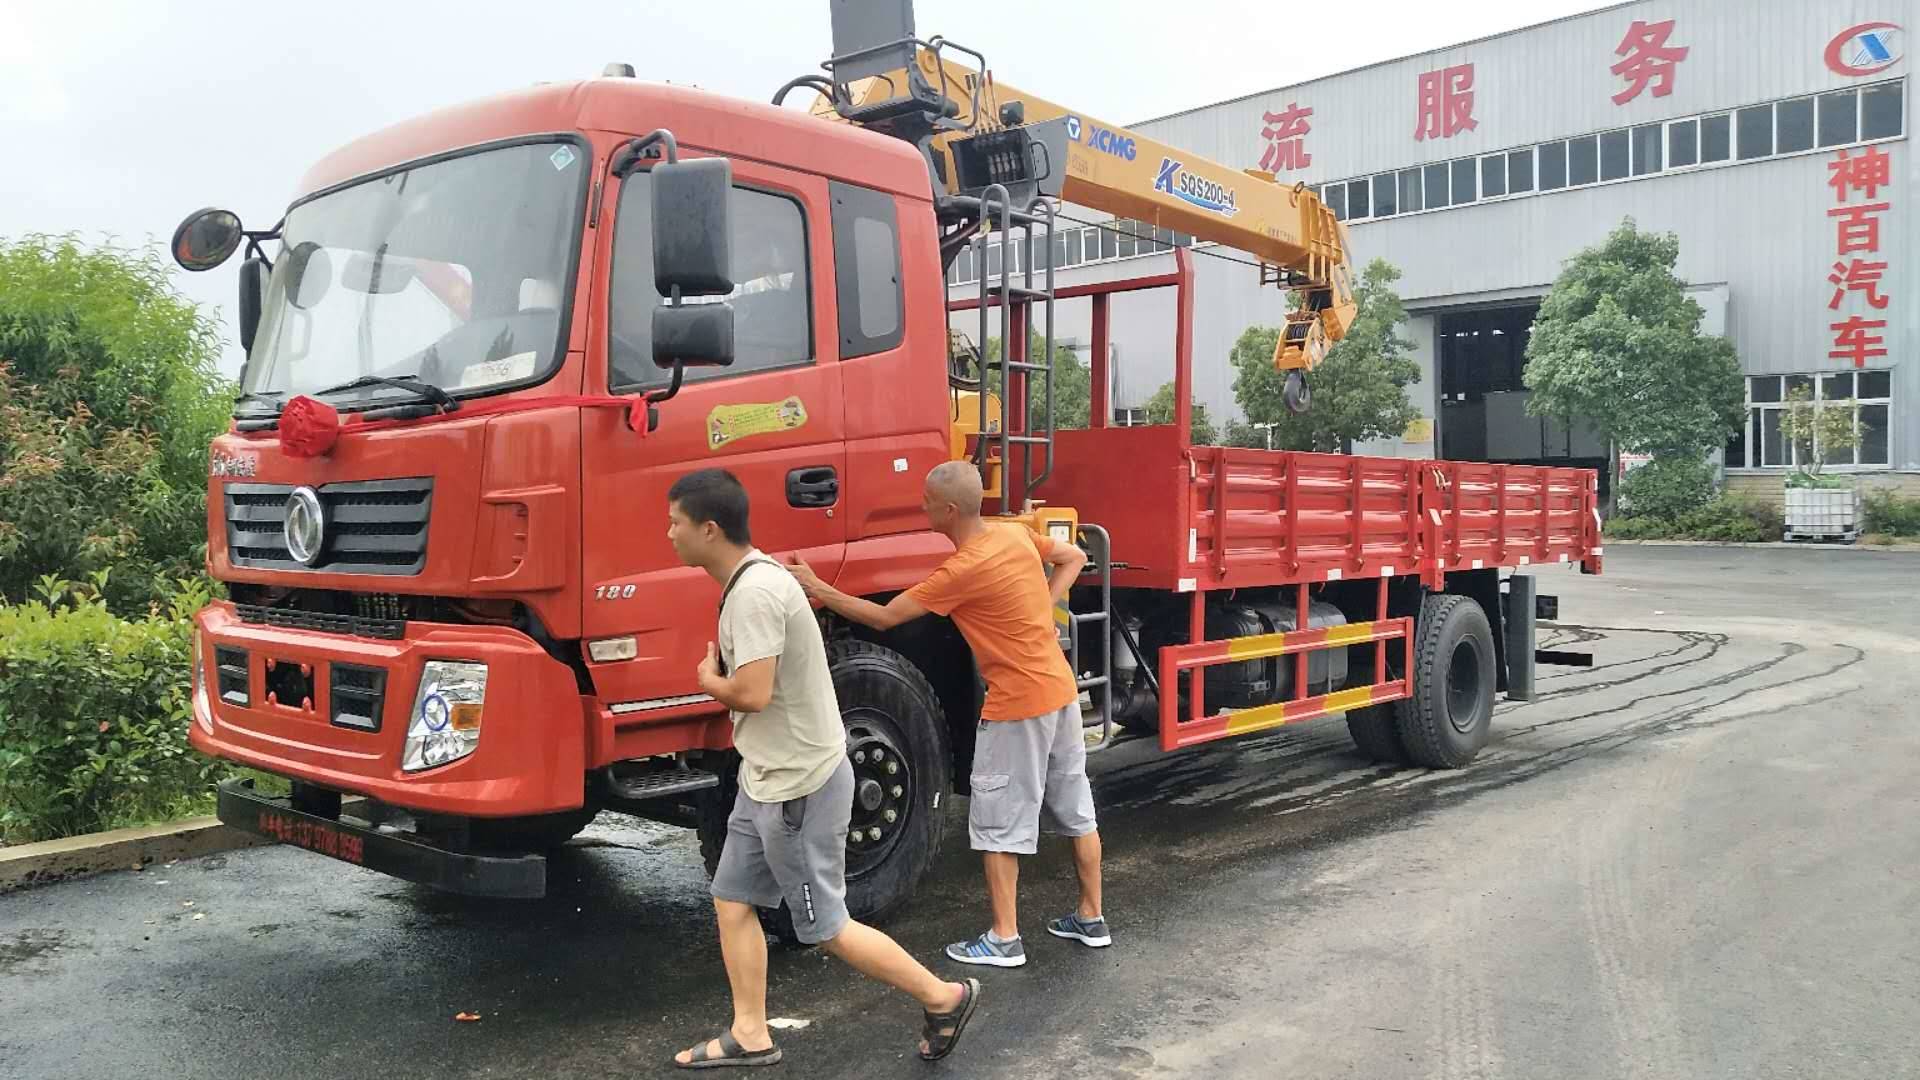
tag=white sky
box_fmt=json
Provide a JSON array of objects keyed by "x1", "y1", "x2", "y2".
[{"x1": 0, "y1": 0, "x2": 1613, "y2": 378}]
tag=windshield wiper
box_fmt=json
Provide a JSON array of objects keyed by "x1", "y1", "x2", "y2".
[
  {"x1": 232, "y1": 389, "x2": 287, "y2": 416},
  {"x1": 312, "y1": 373, "x2": 460, "y2": 414}
]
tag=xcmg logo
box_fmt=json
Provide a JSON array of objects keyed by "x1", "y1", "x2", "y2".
[
  {"x1": 1152, "y1": 158, "x2": 1239, "y2": 216},
  {"x1": 1069, "y1": 116, "x2": 1137, "y2": 161}
]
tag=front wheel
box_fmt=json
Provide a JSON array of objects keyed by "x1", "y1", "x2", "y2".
[{"x1": 697, "y1": 639, "x2": 951, "y2": 945}]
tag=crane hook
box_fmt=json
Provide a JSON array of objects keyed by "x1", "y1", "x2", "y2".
[{"x1": 1283, "y1": 371, "x2": 1311, "y2": 414}]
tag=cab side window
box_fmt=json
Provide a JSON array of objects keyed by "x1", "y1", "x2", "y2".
[
  {"x1": 829, "y1": 181, "x2": 903, "y2": 359},
  {"x1": 609, "y1": 173, "x2": 813, "y2": 390}
]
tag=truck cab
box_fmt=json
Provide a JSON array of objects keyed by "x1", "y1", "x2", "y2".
[{"x1": 188, "y1": 77, "x2": 971, "y2": 901}]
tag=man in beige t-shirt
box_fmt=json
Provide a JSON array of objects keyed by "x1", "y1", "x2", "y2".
[{"x1": 665, "y1": 468, "x2": 980, "y2": 1069}]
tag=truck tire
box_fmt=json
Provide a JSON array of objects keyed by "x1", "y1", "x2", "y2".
[
  {"x1": 470, "y1": 806, "x2": 599, "y2": 852},
  {"x1": 697, "y1": 640, "x2": 951, "y2": 947},
  {"x1": 1393, "y1": 594, "x2": 1496, "y2": 769},
  {"x1": 1344, "y1": 703, "x2": 1409, "y2": 764}
]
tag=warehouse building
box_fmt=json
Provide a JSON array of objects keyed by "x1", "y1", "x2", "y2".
[{"x1": 947, "y1": 0, "x2": 1912, "y2": 498}]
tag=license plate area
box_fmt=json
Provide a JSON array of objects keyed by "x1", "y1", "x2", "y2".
[
  {"x1": 254, "y1": 807, "x2": 366, "y2": 864},
  {"x1": 264, "y1": 657, "x2": 316, "y2": 711}
]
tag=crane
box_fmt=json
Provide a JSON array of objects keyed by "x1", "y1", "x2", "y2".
[{"x1": 794, "y1": 1, "x2": 1358, "y2": 413}]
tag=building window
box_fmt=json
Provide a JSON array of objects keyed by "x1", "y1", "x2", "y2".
[
  {"x1": 1481, "y1": 154, "x2": 1506, "y2": 198},
  {"x1": 1347, "y1": 176, "x2": 1371, "y2": 219},
  {"x1": 1372, "y1": 172, "x2": 1398, "y2": 216},
  {"x1": 1099, "y1": 224, "x2": 1118, "y2": 260},
  {"x1": 1538, "y1": 140, "x2": 1568, "y2": 190},
  {"x1": 1568, "y1": 135, "x2": 1599, "y2": 185},
  {"x1": 955, "y1": 247, "x2": 974, "y2": 283},
  {"x1": 1732, "y1": 372, "x2": 1892, "y2": 469},
  {"x1": 1861, "y1": 81, "x2": 1903, "y2": 139},
  {"x1": 1701, "y1": 113, "x2": 1732, "y2": 162},
  {"x1": 1398, "y1": 167, "x2": 1424, "y2": 213},
  {"x1": 1507, "y1": 147, "x2": 1535, "y2": 193},
  {"x1": 1668, "y1": 118, "x2": 1699, "y2": 167},
  {"x1": 1736, "y1": 103, "x2": 1773, "y2": 159},
  {"x1": 1631, "y1": 123, "x2": 1662, "y2": 175},
  {"x1": 1776, "y1": 96, "x2": 1815, "y2": 154},
  {"x1": 1600, "y1": 128, "x2": 1630, "y2": 181},
  {"x1": 1324, "y1": 182, "x2": 1348, "y2": 221},
  {"x1": 1819, "y1": 90, "x2": 1859, "y2": 147},
  {"x1": 1423, "y1": 162, "x2": 1449, "y2": 209},
  {"x1": 1450, "y1": 158, "x2": 1476, "y2": 204},
  {"x1": 1113, "y1": 406, "x2": 1147, "y2": 426}
]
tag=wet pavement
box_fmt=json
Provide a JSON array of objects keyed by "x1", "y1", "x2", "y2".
[{"x1": 4, "y1": 547, "x2": 1917, "y2": 1079}]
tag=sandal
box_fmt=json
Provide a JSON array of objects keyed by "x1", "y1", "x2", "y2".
[
  {"x1": 918, "y1": 978, "x2": 982, "y2": 1062},
  {"x1": 674, "y1": 1030, "x2": 783, "y2": 1069}
]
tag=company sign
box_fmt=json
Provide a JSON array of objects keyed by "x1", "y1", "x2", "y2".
[{"x1": 1825, "y1": 22, "x2": 1903, "y2": 77}]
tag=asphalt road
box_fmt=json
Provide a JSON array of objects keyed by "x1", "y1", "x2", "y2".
[{"x1": 4, "y1": 547, "x2": 1917, "y2": 1080}]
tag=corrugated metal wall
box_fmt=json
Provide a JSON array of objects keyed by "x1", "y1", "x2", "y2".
[{"x1": 948, "y1": 0, "x2": 1914, "y2": 470}]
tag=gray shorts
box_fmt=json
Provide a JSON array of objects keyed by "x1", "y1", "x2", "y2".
[
  {"x1": 969, "y1": 702, "x2": 1098, "y2": 855},
  {"x1": 709, "y1": 757, "x2": 853, "y2": 945}
]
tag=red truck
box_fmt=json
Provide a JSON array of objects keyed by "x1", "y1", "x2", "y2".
[{"x1": 172, "y1": 2, "x2": 1600, "y2": 930}]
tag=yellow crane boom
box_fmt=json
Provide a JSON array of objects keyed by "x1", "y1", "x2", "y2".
[{"x1": 812, "y1": 34, "x2": 1357, "y2": 408}]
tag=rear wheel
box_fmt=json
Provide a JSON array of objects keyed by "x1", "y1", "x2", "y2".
[
  {"x1": 697, "y1": 639, "x2": 951, "y2": 946},
  {"x1": 1394, "y1": 594, "x2": 1496, "y2": 768}
]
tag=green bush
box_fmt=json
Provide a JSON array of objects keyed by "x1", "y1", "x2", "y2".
[
  {"x1": 1603, "y1": 494, "x2": 1782, "y2": 543},
  {"x1": 0, "y1": 574, "x2": 224, "y2": 843},
  {"x1": 1617, "y1": 455, "x2": 1717, "y2": 521},
  {"x1": 0, "y1": 237, "x2": 232, "y2": 614},
  {"x1": 1862, "y1": 490, "x2": 1920, "y2": 537}
]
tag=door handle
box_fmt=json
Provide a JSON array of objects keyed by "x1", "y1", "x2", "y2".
[{"x1": 786, "y1": 466, "x2": 839, "y2": 508}]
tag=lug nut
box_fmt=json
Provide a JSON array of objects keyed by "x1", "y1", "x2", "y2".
[
  {"x1": 853, "y1": 750, "x2": 867, "y2": 764},
  {"x1": 886, "y1": 761, "x2": 899, "y2": 775},
  {"x1": 891, "y1": 785, "x2": 904, "y2": 799},
  {"x1": 868, "y1": 828, "x2": 883, "y2": 841},
  {"x1": 884, "y1": 809, "x2": 897, "y2": 823},
  {"x1": 871, "y1": 747, "x2": 884, "y2": 761}
]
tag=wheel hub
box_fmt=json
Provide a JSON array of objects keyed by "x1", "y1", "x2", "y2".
[{"x1": 844, "y1": 715, "x2": 912, "y2": 878}]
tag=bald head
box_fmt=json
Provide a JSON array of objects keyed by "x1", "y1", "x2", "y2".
[{"x1": 926, "y1": 461, "x2": 984, "y2": 516}]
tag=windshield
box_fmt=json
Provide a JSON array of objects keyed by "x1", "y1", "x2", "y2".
[{"x1": 242, "y1": 139, "x2": 587, "y2": 412}]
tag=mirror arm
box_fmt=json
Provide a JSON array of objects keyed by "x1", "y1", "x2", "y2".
[{"x1": 611, "y1": 129, "x2": 681, "y2": 177}]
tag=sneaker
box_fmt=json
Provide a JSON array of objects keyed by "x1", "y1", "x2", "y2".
[
  {"x1": 944, "y1": 932, "x2": 1027, "y2": 968},
  {"x1": 1046, "y1": 913, "x2": 1112, "y2": 948}
]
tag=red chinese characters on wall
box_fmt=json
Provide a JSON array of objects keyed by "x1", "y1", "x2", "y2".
[
  {"x1": 1414, "y1": 64, "x2": 1477, "y2": 141},
  {"x1": 1611, "y1": 19, "x2": 1689, "y2": 105},
  {"x1": 1258, "y1": 103, "x2": 1314, "y2": 172},
  {"x1": 1825, "y1": 146, "x2": 1895, "y2": 368}
]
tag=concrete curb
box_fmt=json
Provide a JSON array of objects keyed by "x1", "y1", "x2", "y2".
[
  {"x1": 0, "y1": 817, "x2": 271, "y2": 894},
  {"x1": 1604, "y1": 539, "x2": 1920, "y2": 551}
]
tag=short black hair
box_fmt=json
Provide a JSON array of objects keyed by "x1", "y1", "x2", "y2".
[{"x1": 668, "y1": 468, "x2": 751, "y2": 545}]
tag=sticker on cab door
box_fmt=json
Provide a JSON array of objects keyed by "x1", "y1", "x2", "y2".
[{"x1": 707, "y1": 396, "x2": 809, "y2": 451}]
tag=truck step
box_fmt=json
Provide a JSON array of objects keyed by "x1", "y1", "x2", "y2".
[{"x1": 604, "y1": 761, "x2": 722, "y2": 801}]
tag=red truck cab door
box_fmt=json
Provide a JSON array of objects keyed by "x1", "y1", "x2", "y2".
[{"x1": 579, "y1": 157, "x2": 847, "y2": 738}]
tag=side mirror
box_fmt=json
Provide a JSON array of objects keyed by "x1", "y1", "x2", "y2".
[
  {"x1": 651, "y1": 157, "x2": 733, "y2": 297},
  {"x1": 171, "y1": 208, "x2": 245, "y2": 271},
  {"x1": 238, "y1": 256, "x2": 267, "y2": 354},
  {"x1": 653, "y1": 303, "x2": 735, "y2": 369}
]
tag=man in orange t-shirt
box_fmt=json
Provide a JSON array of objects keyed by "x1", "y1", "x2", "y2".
[{"x1": 788, "y1": 462, "x2": 1109, "y2": 969}]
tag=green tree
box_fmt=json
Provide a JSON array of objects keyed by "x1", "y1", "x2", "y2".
[
  {"x1": 983, "y1": 332, "x2": 1092, "y2": 431},
  {"x1": 1779, "y1": 385, "x2": 1859, "y2": 479},
  {"x1": 1523, "y1": 219, "x2": 1742, "y2": 501},
  {"x1": 0, "y1": 237, "x2": 232, "y2": 612},
  {"x1": 1144, "y1": 380, "x2": 1218, "y2": 444},
  {"x1": 1230, "y1": 258, "x2": 1421, "y2": 452}
]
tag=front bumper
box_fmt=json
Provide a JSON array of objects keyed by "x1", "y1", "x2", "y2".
[
  {"x1": 216, "y1": 779, "x2": 545, "y2": 898},
  {"x1": 190, "y1": 601, "x2": 587, "y2": 817}
]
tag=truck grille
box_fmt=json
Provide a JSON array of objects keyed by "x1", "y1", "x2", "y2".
[
  {"x1": 233, "y1": 603, "x2": 406, "y2": 640},
  {"x1": 224, "y1": 479, "x2": 433, "y2": 575}
]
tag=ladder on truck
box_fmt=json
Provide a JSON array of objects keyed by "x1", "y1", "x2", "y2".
[{"x1": 962, "y1": 188, "x2": 1116, "y2": 751}]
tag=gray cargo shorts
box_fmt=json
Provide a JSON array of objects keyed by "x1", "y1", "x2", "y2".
[
  {"x1": 968, "y1": 702, "x2": 1098, "y2": 855},
  {"x1": 709, "y1": 757, "x2": 853, "y2": 945}
]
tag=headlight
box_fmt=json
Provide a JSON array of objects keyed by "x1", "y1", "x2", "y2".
[{"x1": 403, "y1": 660, "x2": 487, "y2": 772}]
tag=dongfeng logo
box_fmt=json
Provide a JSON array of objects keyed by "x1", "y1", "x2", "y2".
[{"x1": 284, "y1": 487, "x2": 326, "y2": 566}]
